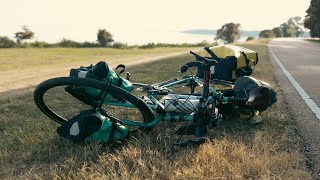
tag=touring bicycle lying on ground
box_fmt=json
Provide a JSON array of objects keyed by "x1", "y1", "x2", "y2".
[{"x1": 34, "y1": 45, "x2": 277, "y2": 146}]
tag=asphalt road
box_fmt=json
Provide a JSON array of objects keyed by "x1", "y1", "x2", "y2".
[{"x1": 269, "y1": 38, "x2": 320, "y2": 173}]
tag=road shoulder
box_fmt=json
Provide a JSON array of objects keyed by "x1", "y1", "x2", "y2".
[{"x1": 268, "y1": 40, "x2": 320, "y2": 177}]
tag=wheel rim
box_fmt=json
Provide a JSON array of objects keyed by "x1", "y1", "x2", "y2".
[{"x1": 35, "y1": 77, "x2": 154, "y2": 132}]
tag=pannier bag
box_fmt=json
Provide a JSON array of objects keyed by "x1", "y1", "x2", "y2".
[
  {"x1": 67, "y1": 61, "x2": 133, "y2": 102},
  {"x1": 57, "y1": 109, "x2": 129, "y2": 144},
  {"x1": 233, "y1": 76, "x2": 277, "y2": 120},
  {"x1": 197, "y1": 45, "x2": 259, "y2": 81},
  {"x1": 233, "y1": 76, "x2": 277, "y2": 106}
]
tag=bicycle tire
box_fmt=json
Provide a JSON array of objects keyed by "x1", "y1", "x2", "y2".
[{"x1": 34, "y1": 77, "x2": 155, "y2": 131}]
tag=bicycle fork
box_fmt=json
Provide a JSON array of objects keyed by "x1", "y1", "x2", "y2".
[{"x1": 194, "y1": 69, "x2": 211, "y2": 137}]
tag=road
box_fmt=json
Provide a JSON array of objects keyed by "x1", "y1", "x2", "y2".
[{"x1": 269, "y1": 38, "x2": 320, "y2": 171}]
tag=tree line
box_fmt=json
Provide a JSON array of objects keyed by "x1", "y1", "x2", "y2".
[
  {"x1": 0, "y1": 27, "x2": 213, "y2": 48},
  {"x1": 218, "y1": 0, "x2": 320, "y2": 42},
  {"x1": 259, "y1": 17, "x2": 305, "y2": 38},
  {"x1": 215, "y1": 16, "x2": 309, "y2": 44},
  {"x1": 0, "y1": 27, "x2": 121, "y2": 48},
  {"x1": 1, "y1": 0, "x2": 319, "y2": 48}
]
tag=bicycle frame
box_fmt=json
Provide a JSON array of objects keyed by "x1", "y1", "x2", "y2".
[{"x1": 103, "y1": 76, "x2": 246, "y2": 129}]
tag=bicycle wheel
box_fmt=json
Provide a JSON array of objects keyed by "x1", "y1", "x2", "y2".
[{"x1": 34, "y1": 77, "x2": 154, "y2": 132}]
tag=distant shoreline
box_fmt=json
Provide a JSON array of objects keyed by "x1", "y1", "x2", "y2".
[
  {"x1": 182, "y1": 29, "x2": 260, "y2": 38},
  {"x1": 181, "y1": 29, "x2": 310, "y2": 38}
]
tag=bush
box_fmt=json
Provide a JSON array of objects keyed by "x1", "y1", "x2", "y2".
[
  {"x1": 0, "y1": 36, "x2": 16, "y2": 48},
  {"x1": 259, "y1": 30, "x2": 275, "y2": 38},
  {"x1": 30, "y1": 41, "x2": 51, "y2": 48},
  {"x1": 246, "y1": 37, "x2": 255, "y2": 41},
  {"x1": 58, "y1": 39, "x2": 81, "y2": 48},
  {"x1": 80, "y1": 42, "x2": 100, "y2": 48},
  {"x1": 272, "y1": 27, "x2": 284, "y2": 37},
  {"x1": 112, "y1": 42, "x2": 128, "y2": 49},
  {"x1": 140, "y1": 43, "x2": 157, "y2": 49},
  {"x1": 194, "y1": 40, "x2": 216, "y2": 47}
]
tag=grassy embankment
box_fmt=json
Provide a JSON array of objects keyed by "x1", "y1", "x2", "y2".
[
  {"x1": 0, "y1": 47, "x2": 192, "y2": 93},
  {"x1": 0, "y1": 43, "x2": 312, "y2": 179},
  {"x1": 0, "y1": 47, "x2": 194, "y2": 70}
]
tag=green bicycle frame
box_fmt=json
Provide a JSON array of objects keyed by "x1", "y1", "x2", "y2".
[{"x1": 103, "y1": 76, "x2": 244, "y2": 128}]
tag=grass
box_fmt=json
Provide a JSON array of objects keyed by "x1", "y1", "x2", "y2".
[
  {"x1": 305, "y1": 39, "x2": 320, "y2": 43},
  {"x1": 0, "y1": 44, "x2": 313, "y2": 179},
  {"x1": 0, "y1": 47, "x2": 194, "y2": 93},
  {"x1": 0, "y1": 47, "x2": 192, "y2": 71}
]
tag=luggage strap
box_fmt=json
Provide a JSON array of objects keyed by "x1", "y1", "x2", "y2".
[
  {"x1": 204, "y1": 47, "x2": 221, "y2": 60},
  {"x1": 240, "y1": 51, "x2": 250, "y2": 67},
  {"x1": 241, "y1": 51, "x2": 258, "y2": 67}
]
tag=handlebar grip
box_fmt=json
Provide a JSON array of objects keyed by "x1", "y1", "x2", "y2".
[
  {"x1": 190, "y1": 51, "x2": 202, "y2": 60},
  {"x1": 180, "y1": 65, "x2": 189, "y2": 73},
  {"x1": 179, "y1": 61, "x2": 202, "y2": 74},
  {"x1": 190, "y1": 51, "x2": 218, "y2": 65},
  {"x1": 189, "y1": 51, "x2": 197, "y2": 56}
]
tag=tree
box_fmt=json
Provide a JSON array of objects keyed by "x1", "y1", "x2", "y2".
[
  {"x1": 304, "y1": 0, "x2": 320, "y2": 37},
  {"x1": 280, "y1": 23, "x2": 295, "y2": 37},
  {"x1": 215, "y1": 23, "x2": 241, "y2": 43},
  {"x1": 259, "y1": 30, "x2": 275, "y2": 38},
  {"x1": 97, "y1": 29, "x2": 114, "y2": 47},
  {"x1": 279, "y1": 17, "x2": 304, "y2": 37},
  {"x1": 0, "y1": 36, "x2": 16, "y2": 48},
  {"x1": 14, "y1": 26, "x2": 34, "y2": 45},
  {"x1": 272, "y1": 27, "x2": 284, "y2": 37},
  {"x1": 287, "y1": 17, "x2": 304, "y2": 37}
]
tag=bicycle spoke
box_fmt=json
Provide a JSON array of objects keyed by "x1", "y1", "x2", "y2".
[{"x1": 43, "y1": 85, "x2": 91, "y2": 120}]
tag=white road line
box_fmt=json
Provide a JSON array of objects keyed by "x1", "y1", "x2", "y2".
[{"x1": 268, "y1": 43, "x2": 320, "y2": 120}]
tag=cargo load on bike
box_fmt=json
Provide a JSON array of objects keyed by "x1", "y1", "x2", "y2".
[
  {"x1": 34, "y1": 47, "x2": 276, "y2": 146},
  {"x1": 66, "y1": 61, "x2": 133, "y2": 103},
  {"x1": 196, "y1": 45, "x2": 258, "y2": 81}
]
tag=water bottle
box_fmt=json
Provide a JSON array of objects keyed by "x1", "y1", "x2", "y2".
[{"x1": 160, "y1": 94, "x2": 200, "y2": 113}]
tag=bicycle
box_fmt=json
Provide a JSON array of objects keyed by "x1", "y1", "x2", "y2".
[{"x1": 34, "y1": 51, "x2": 273, "y2": 146}]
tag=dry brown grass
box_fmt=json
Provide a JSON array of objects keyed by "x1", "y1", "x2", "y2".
[
  {"x1": 0, "y1": 44, "x2": 312, "y2": 179},
  {"x1": 0, "y1": 47, "x2": 193, "y2": 93}
]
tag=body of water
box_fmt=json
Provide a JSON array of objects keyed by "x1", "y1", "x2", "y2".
[
  {"x1": 114, "y1": 31, "x2": 216, "y2": 45},
  {"x1": 113, "y1": 29, "x2": 261, "y2": 45},
  {"x1": 114, "y1": 29, "x2": 309, "y2": 45}
]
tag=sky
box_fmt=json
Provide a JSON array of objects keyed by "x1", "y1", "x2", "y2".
[{"x1": 0, "y1": 0, "x2": 311, "y2": 44}]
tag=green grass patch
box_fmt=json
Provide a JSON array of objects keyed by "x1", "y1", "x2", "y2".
[
  {"x1": 305, "y1": 39, "x2": 320, "y2": 43},
  {"x1": 0, "y1": 44, "x2": 312, "y2": 178},
  {"x1": 0, "y1": 47, "x2": 192, "y2": 71}
]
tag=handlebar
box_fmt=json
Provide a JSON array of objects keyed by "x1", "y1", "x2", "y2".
[
  {"x1": 189, "y1": 51, "x2": 203, "y2": 60},
  {"x1": 179, "y1": 51, "x2": 218, "y2": 74}
]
